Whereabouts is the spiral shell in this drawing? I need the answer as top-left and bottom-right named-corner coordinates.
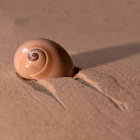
top-left (14, 39), bottom-right (74, 80)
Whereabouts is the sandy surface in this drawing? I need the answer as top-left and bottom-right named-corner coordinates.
top-left (0, 0), bottom-right (140, 139)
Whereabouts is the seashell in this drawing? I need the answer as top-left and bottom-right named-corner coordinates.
top-left (14, 39), bottom-right (74, 80)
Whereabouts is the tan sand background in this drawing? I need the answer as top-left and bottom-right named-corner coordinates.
top-left (0, 0), bottom-right (140, 139)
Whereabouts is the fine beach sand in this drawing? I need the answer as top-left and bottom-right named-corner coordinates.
top-left (0, 0), bottom-right (140, 140)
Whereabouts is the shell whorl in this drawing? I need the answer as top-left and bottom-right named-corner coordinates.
top-left (27, 49), bottom-right (39, 61)
top-left (27, 48), bottom-right (47, 62)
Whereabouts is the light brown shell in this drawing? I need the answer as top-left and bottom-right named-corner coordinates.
top-left (14, 39), bottom-right (74, 80)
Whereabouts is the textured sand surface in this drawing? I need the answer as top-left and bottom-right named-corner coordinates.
top-left (0, 0), bottom-right (140, 139)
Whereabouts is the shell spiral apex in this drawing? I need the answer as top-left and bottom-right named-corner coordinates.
top-left (14, 39), bottom-right (74, 80)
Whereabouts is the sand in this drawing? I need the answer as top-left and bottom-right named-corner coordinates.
top-left (0, 0), bottom-right (140, 139)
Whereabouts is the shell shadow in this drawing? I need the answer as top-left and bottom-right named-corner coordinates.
top-left (72, 43), bottom-right (140, 69)
top-left (15, 72), bottom-right (52, 97)
top-left (26, 81), bottom-right (53, 97)
top-left (16, 72), bottom-right (65, 108)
